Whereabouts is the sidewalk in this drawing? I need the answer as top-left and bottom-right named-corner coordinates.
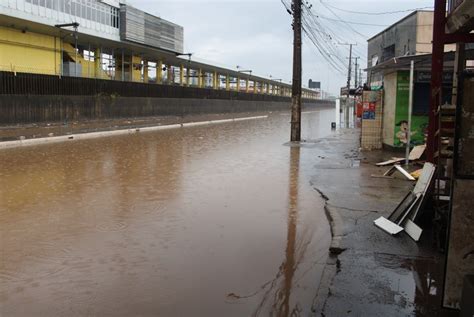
top-left (310, 128), bottom-right (457, 316)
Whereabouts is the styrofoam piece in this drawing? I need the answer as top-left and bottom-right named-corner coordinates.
top-left (374, 217), bottom-right (404, 235)
top-left (404, 219), bottom-right (423, 241)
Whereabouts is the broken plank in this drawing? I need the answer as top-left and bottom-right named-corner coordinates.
top-left (394, 164), bottom-right (416, 181)
top-left (371, 174), bottom-right (395, 179)
top-left (409, 144), bottom-right (426, 161)
top-left (376, 158), bottom-right (405, 166)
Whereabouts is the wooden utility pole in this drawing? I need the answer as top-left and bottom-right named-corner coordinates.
top-left (339, 43), bottom-right (355, 128)
top-left (354, 57), bottom-right (360, 88)
top-left (290, 0), bottom-right (302, 142)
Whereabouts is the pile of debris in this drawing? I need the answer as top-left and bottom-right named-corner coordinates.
top-left (372, 145), bottom-right (426, 181)
top-left (372, 145), bottom-right (436, 242)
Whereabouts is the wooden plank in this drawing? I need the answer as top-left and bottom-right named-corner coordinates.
top-left (409, 144), bottom-right (426, 160)
top-left (376, 158), bottom-right (405, 166)
top-left (370, 174), bottom-right (395, 179)
top-left (394, 165), bottom-right (416, 181)
top-left (383, 165), bottom-right (397, 176)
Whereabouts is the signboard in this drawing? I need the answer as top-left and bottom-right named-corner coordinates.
top-left (340, 87), bottom-right (349, 96)
top-left (308, 80), bottom-right (321, 89)
top-left (362, 101), bottom-right (376, 120)
top-left (416, 71), bottom-right (453, 84)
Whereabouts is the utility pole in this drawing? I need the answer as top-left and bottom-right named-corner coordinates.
top-left (290, 0), bottom-right (302, 142)
top-left (339, 43), bottom-right (356, 128)
top-left (354, 57), bottom-right (360, 88)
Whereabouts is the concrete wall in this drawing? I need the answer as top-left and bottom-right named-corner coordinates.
top-left (382, 72), bottom-right (397, 146)
top-left (416, 11), bottom-right (436, 55)
top-left (0, 26), bottom-right (61, 75)
top-left (367, 13), bottom-right (417, 68)
top-left (367, 11), bottom-right (456, 70)
top-left (416, 12), bottom-right (456, 54)
top-left (0, 95), bottom-right (334, 124)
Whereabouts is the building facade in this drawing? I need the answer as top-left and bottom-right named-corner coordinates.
top-left (365, 11), bottom-right (456, 149)
top-left (0, 0), bottom-right (183, 78)
top-left (0, 0), bottom-right (314, 98)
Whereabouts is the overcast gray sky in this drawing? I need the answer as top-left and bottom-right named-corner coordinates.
top-left (127, 0), bottom-right (434, 95)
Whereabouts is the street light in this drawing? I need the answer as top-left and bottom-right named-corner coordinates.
top-left (55, 23), bottom-right (79, 77)
top-left (269, 75), bottom-right (283, 83)
top-left (176, 53), bottom-right (193, 62)
top-left (236, 65), bottom-right (252, 76)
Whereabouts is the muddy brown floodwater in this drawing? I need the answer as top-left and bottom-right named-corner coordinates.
top-left (0, 109), bottom-right (335, 317)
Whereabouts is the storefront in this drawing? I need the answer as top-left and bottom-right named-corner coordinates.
top-left (366, 53), bottom-right (456, 149)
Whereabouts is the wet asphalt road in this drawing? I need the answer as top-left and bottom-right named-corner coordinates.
top-left (0, 108), bottom-right (335, 316)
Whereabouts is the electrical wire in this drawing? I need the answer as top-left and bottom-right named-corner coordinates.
top-left (302, 3), bottom-right (349, 73)
top-left (320, 1), bottom-right (433, 16)
top-left (303, 0), bottom-right (369, 63)
top-left (318, 0), bottom-right (370, 39)
top-left (282, 0), bottom-right (349, 75)
top-left (316, 14), bottom-right (434, 27)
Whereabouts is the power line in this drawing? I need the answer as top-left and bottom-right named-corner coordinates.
top-left (320, 1), bottom-right (433, 16)
top-left (282, 0), bottom-right (348, 75)
top-left (318, 0), bottom-right (370, 39)
top-left (316, 14), bottom-right (434, 27)
top-left (302, 5), bottom-right (349, 73)
top-left (304, 8), bottom-right (368, 60)
top-left (303, 1), bottom-right (367, 60)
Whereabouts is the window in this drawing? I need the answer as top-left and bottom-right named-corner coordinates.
top-left (371, 55), bottom-right (379, 67)
top-left (24, 0), bottom-right (120, 28)
top-left (65, 0), bottom-right (71, 14)
top-left (382, 44), bottom-right (395, 62)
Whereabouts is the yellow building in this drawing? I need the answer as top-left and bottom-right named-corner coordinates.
top-left (0, 0), bottom-right (315, 99)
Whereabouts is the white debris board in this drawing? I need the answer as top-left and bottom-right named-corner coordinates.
top-left (374, 217), bottom-right (404, 235)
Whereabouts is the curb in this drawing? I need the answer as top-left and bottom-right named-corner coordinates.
top-left (0, 115), bottom-right (268, 150)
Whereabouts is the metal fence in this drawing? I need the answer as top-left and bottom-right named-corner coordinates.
top-left (0, 71), bottom-right (300, 102)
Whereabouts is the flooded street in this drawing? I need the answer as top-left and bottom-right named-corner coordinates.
top-left (0, 108), bottom-right (335, 316)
